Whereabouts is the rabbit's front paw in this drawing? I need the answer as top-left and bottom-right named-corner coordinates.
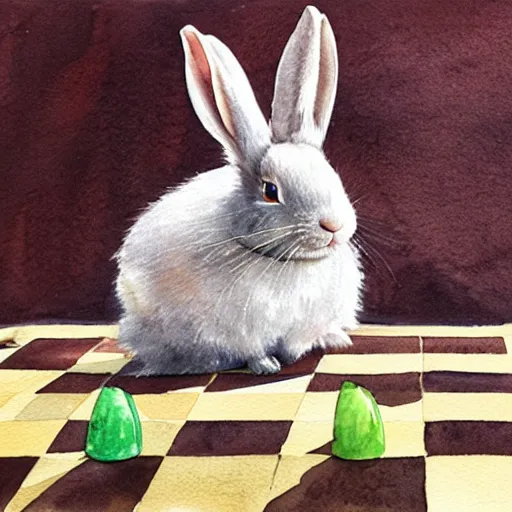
top-left (278, 351), bottom-right (302, 366)
top-left (317, 327), bottom-right (352, 348)
top-left (276, 346), bottom-right (306, 366)
top-left (248, 355), bottom-right (282, 375)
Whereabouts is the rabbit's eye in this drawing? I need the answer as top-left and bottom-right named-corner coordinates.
top-left (262, 181), bottom-right (279, 203)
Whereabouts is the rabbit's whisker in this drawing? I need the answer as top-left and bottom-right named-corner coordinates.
top-left (197, 224), bottom-right (309, 251)
top-left (225, 230), bottom-right (297, 272)
top-left (351, 193), bottom-right (369, 206)
top-left (176, 223), bottom-right (306, 264)
top-left (132, 209), bottom-right (254, 267)
top-left (141, 221), bottom-right (304, 269)
top-left (356, 215), bottom-right (395, 230)
top-left (350, 238), bottom-right (379, 276)
top-left (220, 237), bottom-right (289, 307)
top-left (199, 226), bottom-right (296, 265)
top-left (202, 244), bottom-right (237, 264)
top-left (356, 225), bottom-right (399, 245)
top-left (353, 233), bottom-right (397, 283)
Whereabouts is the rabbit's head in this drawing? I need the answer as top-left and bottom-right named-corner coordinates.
top-left (181, 6), bottom-right (356, 261)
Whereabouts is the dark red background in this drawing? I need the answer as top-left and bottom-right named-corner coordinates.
top-left (2, 0), bottom-right (512, 325)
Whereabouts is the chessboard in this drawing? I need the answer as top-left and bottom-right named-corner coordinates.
top-left (1, 323), bottom-right (512, 511)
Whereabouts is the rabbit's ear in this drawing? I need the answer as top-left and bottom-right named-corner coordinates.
top-left (270, 6), bottom-right (338, 148)
top-left (180, 26), bottom-right (271, 166)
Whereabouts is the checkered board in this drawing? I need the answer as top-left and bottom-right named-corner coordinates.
top-left (1, 323), bottom-right (512, 511)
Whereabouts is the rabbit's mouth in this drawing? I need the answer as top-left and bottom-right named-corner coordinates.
top-left (292, 245), bottom-right (338, 261)
top-left (247, 241), bottom-right (337, 262)
top-left (236, 232), bottom-right (341, 262)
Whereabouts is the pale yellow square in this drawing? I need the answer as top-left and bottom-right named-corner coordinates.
top-left (137, 455), bottom-right (278, 512)
top-left (383, 421), bottom-right (425, 457)
top-left (295, 392), bottom-right (338, 422)
top-left (0, 370), bottom-right (64, 395)
top-left (353, 324), bottom-right (512, 337)
top-left (0, 324), bottom-right (118, 344)
top-left (427, 456), bottom-right (512, 511)
top-left (188, 393), bottom-right (303, 421)
top-left (69, 351), bottom-right (129, 374)
top-left (0, 420), bottom-right (66, 456)
top-left (135, 393), bottom-right (200, 420)
top-left (0, 393), bottom-right (15, 409)
top-left (269, 454), bottom-right (329, 501)
top-left (72, 388), bottom-right (156, 422)
top-left (74, 351), bottom-right (127, 365)
top-left (423, 393), bottom-right (512, 421)
top-left (16, 394), bottom-right (88, 420)
top-left (280, 421), bottom-right (333, 456)
top-left (220, 375), bottom-right (312, 394)
top-left (0, 393), bottom-right (43, 421)
top-left (379, 401), bottom-right (423, 422)
top-left (68, 389), bottom-right (101, 420)
top-left (316, 353), bottom-right (422, 374)
top-left (140, 421), bottom-right (185, 456)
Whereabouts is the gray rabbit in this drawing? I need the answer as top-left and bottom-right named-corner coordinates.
top-left (115, 6), bottom-right (363, 375)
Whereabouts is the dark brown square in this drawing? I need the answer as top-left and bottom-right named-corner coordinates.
top-left (423, 371), bottom-right (512, 393)
top-left (0, 457), bottom-right (38, 511)
top-left (23, 457), bottom-right (163, 512)
top-left (168, 421), bottom-right (293, 456)
top-left (307, 373), bottom-right (422, 406)
top-left (423, 337), bottom-right (507, 353)
top-left (265, 457), bottom-right (427, 511)
top-left (333, 336), bottom-right (421, 354)
top-left (37, 373), bottom-right (111, 393)
top-left (425, 421), bottom-right (512, 455)
top-left (279, 350), bottom-right (324, 374)
top-left (47, 421), bottom-right (89, 453)
top-left (0, 338), bottom-right (101, 370)
top-left (107, 374), bottom-right (212, 394)
top-left (206, 372), bottom-right (305, 392)
top-left (309, 440), bottom-right (333, 455)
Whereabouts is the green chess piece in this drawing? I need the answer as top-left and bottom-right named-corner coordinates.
top-left (86, 386), bottom-right (142, 462)
top-left (332, 381), bottom-right (385, 460)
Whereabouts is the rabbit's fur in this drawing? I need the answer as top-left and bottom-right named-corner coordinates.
top-left (116, 6), bottom-right (363, 375)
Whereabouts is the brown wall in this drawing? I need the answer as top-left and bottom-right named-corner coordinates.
top-left (2, 0), bottom-right (512, 325)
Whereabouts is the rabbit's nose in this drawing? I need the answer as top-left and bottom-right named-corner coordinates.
top-left (319, 219), bottom-right (342, 233)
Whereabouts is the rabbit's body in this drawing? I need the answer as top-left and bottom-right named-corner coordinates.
top-left (116, 7), bottom-right (364, 375)
top-left (117, 168), bottom-right (362, 374)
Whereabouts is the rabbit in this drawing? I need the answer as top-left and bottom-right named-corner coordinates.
top-left (115, 5), bottom-right (363, 376)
